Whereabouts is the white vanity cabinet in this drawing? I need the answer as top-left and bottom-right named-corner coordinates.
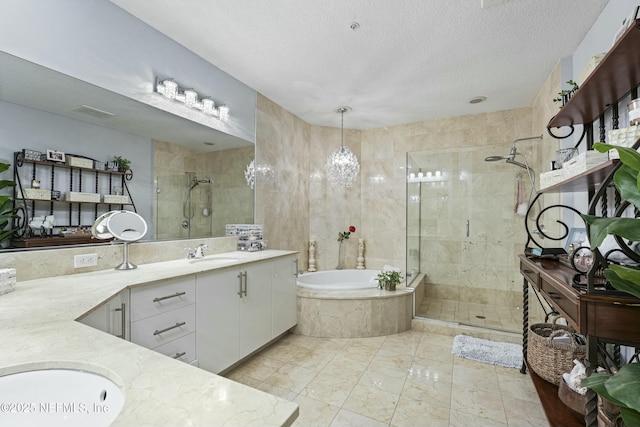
top-left (129, 275), bottom-right (197, 365)
top-left (196, 259), bottom-right (273, 373)
top-left (272, 255), bottom-right (298, 336)
top-left (78, 290), bottom-right (130, 340)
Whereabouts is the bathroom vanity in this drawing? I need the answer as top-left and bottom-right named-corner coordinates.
top-left (0, 249), bottom-right (299, 427)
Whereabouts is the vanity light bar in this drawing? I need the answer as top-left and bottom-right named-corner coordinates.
top-left (154, 77), bottom-right (229, 121)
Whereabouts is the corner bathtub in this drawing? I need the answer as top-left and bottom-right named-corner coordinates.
top-left (296, 269), bottom-right (379, 290)
top-left (295, 269), bottom-right (413, 338)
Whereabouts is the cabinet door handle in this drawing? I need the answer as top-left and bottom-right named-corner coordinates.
top-left (172, 352), bottom-right (187, 359)
top-left (153, 292), bottom-right (186, 303)
top-left (238, 272), bottom-right (243, 298)
top-left (153, 322), bottom-right (186, 335)
top-left (114, 302), bottom-right (126, 340)
top-left (294, 259), bottom-right (299, 277)
top-left (242, 271), bottom-right (248, 297)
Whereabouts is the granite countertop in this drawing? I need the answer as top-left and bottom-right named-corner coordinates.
top-left (0, 249), bottom-right (299, 427)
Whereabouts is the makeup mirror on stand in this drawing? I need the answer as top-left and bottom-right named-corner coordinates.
top-left (91, 210), bottom-right (148, 270)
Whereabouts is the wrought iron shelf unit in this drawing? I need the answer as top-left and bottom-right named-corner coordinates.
top-left (522, 17), bottom-right (640, 427)
top-left (12, 151), bottom-right (136, 247)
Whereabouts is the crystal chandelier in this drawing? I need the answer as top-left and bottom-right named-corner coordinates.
top-left (326, 107), bottom-right (360, 187)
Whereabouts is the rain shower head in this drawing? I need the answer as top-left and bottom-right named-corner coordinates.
top-left (484, 155), bottom-right (508, 162)
top-left (484, 135), bottom-right (542, 167)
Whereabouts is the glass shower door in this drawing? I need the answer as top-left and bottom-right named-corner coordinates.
top-left (408, 146), bottom-right (527, 333)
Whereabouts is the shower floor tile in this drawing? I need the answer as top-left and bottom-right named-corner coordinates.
top-left (416, 298), bottom-right (521, 333)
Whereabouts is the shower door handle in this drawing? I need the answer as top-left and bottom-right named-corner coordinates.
top-left (466, 220), bottom-right (470, 238)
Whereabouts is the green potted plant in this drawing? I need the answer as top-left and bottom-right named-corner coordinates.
top-left (0, 162), bottom-right (18, 244)
top-left (113, 156), bottom-right (131, 172)
top-left (553, 79), bottom-right (580, 107)
top-left (377, 266), bottom-right (403, 291)
top-left (580, 142), bottom-right (640, 426)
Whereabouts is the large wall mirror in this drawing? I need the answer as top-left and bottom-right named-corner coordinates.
top-left (0, 51), bottom-right (255, 250)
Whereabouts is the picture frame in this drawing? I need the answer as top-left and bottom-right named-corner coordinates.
top-left (46, 149), bottom-right (66, 162)
top-left (565, 227), bottom-right (588, 252)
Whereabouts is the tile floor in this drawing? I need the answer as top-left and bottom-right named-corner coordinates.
top-left (225, 330), bottom-right (549, 427)
top-left (416, 298), bottom-right (522, 333)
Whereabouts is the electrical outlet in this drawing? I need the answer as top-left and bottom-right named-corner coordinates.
top-left (74, 253), bottom-right (98, 268)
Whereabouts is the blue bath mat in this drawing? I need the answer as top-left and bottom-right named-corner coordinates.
top-left (452, 335), bottom-right (522, 369)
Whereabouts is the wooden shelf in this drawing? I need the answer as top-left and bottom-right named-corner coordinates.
top-left (21, 157), bottom-right (126, 175)
top-left (526, 360), bottom-right (584, 427)
top-left (11, 235), bottom-right (111, 248)
top-left (548, 19), bottom-right (640, 129)
top-left (538, 160), bottom-right (618, 194)
top-left (22, 198), bottom-right (131, 206)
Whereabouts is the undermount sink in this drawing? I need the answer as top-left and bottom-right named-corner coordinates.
top-left (0, 367), bottom-right (124, 427)
top-left (189, 256), bottom-right (242, 264)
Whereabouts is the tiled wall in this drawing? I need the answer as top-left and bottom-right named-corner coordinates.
top-left (154, 141), bottom-right (253, 240)
top-left (256, 80), bottom-right (559, 314)
top-left (255, 95), bottom-right (311, 259)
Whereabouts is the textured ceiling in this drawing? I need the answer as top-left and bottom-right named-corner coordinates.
top-left (114, 0), bottom-right (609, 130)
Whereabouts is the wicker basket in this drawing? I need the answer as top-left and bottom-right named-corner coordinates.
top-left (528, 322), bottom-right (586, 385)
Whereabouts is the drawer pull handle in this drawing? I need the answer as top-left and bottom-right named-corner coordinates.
top-left (153, 292), bottom-right (186, 303)
top-left (172, 352), bottom-right (187, 359)
top-left (154, 322), bottom-right (186, 335)
top-left (613, 302), bottom-right (640, 307)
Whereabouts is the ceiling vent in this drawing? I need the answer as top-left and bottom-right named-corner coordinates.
top-left (71, 105), bottom-right (116, 119)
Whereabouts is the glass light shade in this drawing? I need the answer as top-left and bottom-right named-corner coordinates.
top-left (202, 98), bottom-right (215, 115)
top-left (218, 105), bottom-right (230, 121)
top-left (162, 80), bottom-right (178, 99)
top-left (326, 146), bottom-right (360, 187)
top-left (184, 89), bottom-right (198, 108)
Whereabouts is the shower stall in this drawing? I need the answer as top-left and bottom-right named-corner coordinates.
top-left (155, 172), bottom-right (213, 240)
top-left (407, 140), bottom-right (539, 333)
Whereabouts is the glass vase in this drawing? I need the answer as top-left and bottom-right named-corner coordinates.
top-left (336, 240), bottom-right (345, 270)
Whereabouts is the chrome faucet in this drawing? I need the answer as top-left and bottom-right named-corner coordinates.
top-left (186, 244), bottom-right (208, 259)
top-left (195, 243), bottom-right (208, 258)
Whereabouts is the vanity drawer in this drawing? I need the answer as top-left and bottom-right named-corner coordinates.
top-left (520, 258), bottom-right (540, 290)
top-left (153, 332), bottom-right (196, 364)
top-left (540, 278), bottom-right (579, 329)
top-left (130, 305), bottom-right (195, 349)
top-left (130, 276), bottom-right (196, 322)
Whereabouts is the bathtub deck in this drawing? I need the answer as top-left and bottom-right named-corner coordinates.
top-left (296, 286), bottom-right (414, 338)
